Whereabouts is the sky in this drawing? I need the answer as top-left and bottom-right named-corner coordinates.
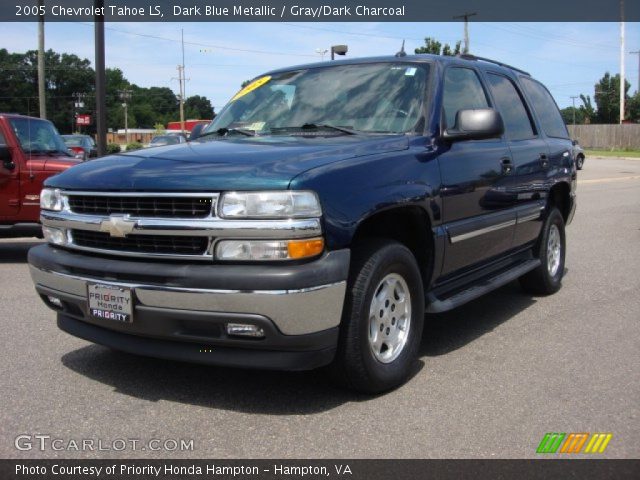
top-left (1, 21), bottom-right (639, 112)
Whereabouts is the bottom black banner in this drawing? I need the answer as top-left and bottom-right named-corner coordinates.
top-left (1, 459), bottom-right (639, 480)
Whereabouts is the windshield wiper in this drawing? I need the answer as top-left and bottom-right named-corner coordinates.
top-left (272, 123), bottom-right (359, 136)
top-left (198, 127), bottom-right (256, 138)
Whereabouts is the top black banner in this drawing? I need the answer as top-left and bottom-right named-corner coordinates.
top-left (4, 0), bottom-right (640, 22)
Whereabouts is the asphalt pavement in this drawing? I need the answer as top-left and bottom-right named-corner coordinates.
top-left (1, 156), bottom-right (638, 459)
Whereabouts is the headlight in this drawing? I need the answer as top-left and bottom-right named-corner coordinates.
top-left (40, 188), bottom-right (64, 211)
top-left (219, 191), bottom-right (321, 219)
top-left (216, 238), bottom-right (324, 261)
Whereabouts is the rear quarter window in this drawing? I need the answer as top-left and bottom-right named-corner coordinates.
top-left (521, 77), bottom-right (569, 139)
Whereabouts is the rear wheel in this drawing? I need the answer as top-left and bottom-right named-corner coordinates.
top-left (519, 207), bottom-right (566, 295)
top-left (332, 239), bottom-right (425, 393)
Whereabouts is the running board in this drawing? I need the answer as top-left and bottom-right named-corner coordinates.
top-left (426, 259), bottom-right (541, 313)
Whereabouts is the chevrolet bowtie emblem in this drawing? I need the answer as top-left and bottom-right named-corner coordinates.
top-left (99, 215), bottom-right (137, 238)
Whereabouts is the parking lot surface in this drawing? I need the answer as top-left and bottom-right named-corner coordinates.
top-left (1, 157), bottom-right (638, 459)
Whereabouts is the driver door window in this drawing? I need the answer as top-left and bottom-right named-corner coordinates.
top-left (442, 67), bottom-right (490, 128)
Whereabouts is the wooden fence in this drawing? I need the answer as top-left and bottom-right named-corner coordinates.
top-left (567, 124), bottom-right (640, 150)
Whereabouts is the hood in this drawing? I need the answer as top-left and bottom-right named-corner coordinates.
top-left (45, 135), bottom-right (409, 191)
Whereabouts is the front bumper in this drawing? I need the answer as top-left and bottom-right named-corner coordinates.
top-left (28, 245), bottom-right (350, 370)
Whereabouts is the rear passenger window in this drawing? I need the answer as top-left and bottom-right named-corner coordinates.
top-left (442, 68), bottom-right (490, 129)
top-left (486, 73), bottom-right (535, 141)
top-left (521, 77), bottom-right (569, 139)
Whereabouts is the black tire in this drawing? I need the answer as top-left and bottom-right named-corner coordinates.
top-left (576, 155), bottom-right (584, 170)
top-left (331, 239), bottom-right (425, 394)
top-left (519, 207), bottom-right (566, 295)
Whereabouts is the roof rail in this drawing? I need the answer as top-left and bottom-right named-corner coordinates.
top-left (458, 54), bottom-right (531, 76)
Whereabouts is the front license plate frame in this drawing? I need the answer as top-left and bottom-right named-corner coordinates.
top-left (87, 283), bottom-right (134, 323)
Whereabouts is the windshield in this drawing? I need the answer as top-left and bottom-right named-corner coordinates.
top-left (151, 136), bottom-right (179, 145)
top-left (206, 62), bottom-right (430, 136)
top-left (10, 117), bottom-right (69, 154)
top-left (63, 136), bottom-right (84, 147)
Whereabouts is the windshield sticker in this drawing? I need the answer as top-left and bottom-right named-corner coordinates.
top-left (405, 67), bottom-right (417, 76)
top-left (231, 76), bottom-right (271, 102)
top-left (244, 121), bottom-right (266, 131)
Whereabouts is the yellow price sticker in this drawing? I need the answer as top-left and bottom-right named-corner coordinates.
top-left (231, 76), bottom-right (271, 101)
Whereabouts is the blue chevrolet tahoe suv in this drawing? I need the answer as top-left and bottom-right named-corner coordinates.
top-left (28, 54), bottom-right (576, 393)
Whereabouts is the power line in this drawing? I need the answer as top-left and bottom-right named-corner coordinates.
top-left (77, 22), bottom-right (318, 58)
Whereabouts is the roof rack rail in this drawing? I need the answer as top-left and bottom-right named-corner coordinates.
top-left (458, 54), bottom-right (531, 76)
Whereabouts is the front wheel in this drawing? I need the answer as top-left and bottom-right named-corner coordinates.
top-left (519, 207), bottom-right (566, 295)
top-left (576, 155), bottom-right (584, 170)
top-left (332, 239), bottom-right (425, 393)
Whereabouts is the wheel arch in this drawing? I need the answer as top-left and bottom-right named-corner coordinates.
top-left (351, 205), bottom-right (435, 287)
top-left (548, 181), bottom-right (572, 223)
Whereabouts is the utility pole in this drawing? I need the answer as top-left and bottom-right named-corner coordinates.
top-left (176, 65), bottom-right (185, 134)
top-left (178, 28), bottom-right (186, 133)
top-left (94, 0), bottom-right (107, 156)
top-left (620, 0), bottom-right (625, 124)
top-left (453, 12), bottom-right (477, 54)
top-left (630, 50), bottom-right (640, 93)
top-left (37, 0), bottom-right (46, 119)
top-left (118, 90), bottom-right (132, 143)
top-left (570, 95), bottom-right (580, 126)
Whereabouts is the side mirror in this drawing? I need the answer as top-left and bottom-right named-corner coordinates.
top-left (189, 123), bottom-right (208, 140)
top-left (443, 108), bottom-right (504, 142)
top-left (571, 139), bottom-right (578, 146)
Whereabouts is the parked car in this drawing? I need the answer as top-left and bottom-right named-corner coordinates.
top-left (145, 134), bottom-right (187, 148)
top-left (0, 114), bottom-right (80, 238)
top-left (572, 140), bottom-right (585, 169)
top-left (28, 54), bottom-right (576, 392)
top-left (62, 134), bottom-right (98, 161)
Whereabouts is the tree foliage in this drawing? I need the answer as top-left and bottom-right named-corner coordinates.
top-left (185, 95), bottom-right (214, 119)
top-left (414, 37), bottom-right (461, 56)
top-left (593, 72), bottom-right (631, 124)
top-left (0, 48), bottom-right (214, 134)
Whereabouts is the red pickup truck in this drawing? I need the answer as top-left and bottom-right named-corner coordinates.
top-left (0, 113), bottom-right (80, 238)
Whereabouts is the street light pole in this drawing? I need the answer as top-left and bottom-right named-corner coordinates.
top-left (118, 90), bottom-right (132, 143)
top-left (37, 0), bottom-right (46, 119)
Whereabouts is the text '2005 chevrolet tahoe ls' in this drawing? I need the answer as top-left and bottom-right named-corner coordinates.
top-left (28, 54), bottom-right (576, 393)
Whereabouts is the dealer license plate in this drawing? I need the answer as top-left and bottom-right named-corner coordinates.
top-left (87, 283), bottom-right (133, 323)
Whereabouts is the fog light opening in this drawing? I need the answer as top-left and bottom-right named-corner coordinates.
top-left (226, 323), bottom-right (265, 338)
top-left (46, 295), bottom-right (63, 309)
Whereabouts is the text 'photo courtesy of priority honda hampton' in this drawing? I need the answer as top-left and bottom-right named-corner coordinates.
top-left (28, 54), bottom-right (576, 393)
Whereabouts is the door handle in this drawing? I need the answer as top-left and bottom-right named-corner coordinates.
top-left (539, 154), bottom-right (549, 169)
top-left (500, 157), bottom-right (513, 175)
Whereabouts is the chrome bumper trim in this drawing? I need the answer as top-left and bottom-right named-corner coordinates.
top-left (30, 266), bottom-right (346, 335)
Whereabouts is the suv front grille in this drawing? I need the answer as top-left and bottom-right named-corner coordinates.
top-left (71, 230), bottom-right (210, 256)
top-left (67, 195), bottom-right (213, 218)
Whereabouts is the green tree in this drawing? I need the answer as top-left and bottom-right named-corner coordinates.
top-left (579, 94), bottom-right (596, 123)
top-left (627, 91), bottom-right (640, 122)
top-left (184, 95), bottom-right (214, 119)
top-left (594, 72), bottom-right (631, 124)
top-left (560, 107), bottom-right (586, 125)
top-left (415, 37), bottom-right (461, 56)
